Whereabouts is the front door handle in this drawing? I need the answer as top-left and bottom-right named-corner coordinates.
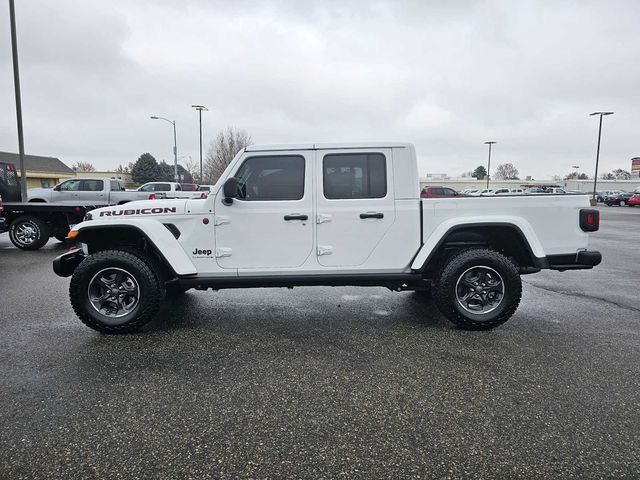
top-left (284, 214), bottom-right (308, 221)
top-left (360, 212), bottom-right (384, 219)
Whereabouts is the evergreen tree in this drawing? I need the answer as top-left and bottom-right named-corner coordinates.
top-left (131, 153), bottom-right (159, 184)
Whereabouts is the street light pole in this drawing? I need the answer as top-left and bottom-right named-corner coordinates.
top-left (150, 116), bottom-right (178, 182)
top-left (589, 111), bottom-right (614, 202)
top-left (191, 105), bottom-right (208, 183)
top-left (484, 141), bottom-right (496, 189)
top-left (9, 0), bottom-right (27, 201)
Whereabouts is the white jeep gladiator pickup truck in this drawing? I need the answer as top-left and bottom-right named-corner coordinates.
top-left (53, 142), bottom-right (601, 334)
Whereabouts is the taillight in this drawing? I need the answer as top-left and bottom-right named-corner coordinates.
top-left (0, 193), bottom-right (3, 215)
top-left (580, 209), bottom-right (599, 232)
top-left (149, 193), bottom-right (156, 200)
top-left (200, 192), bottom-right (206, 198)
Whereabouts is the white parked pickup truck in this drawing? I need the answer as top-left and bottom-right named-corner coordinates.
top-left (53, 142), bottom-right (601, 334)
top-left (136, 182), bottom-right (206, 199)
top-left (28, 178), bottom-right (158, 204)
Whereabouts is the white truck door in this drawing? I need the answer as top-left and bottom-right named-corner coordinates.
top-left (315, 149), bottom-right (395, 267)
top-left (215, 152), bottom-right (314, 269)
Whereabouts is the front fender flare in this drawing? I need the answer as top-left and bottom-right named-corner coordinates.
top-left (73, 219), bottom-right (197, 276)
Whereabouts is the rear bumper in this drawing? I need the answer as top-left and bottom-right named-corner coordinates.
top-left (53, 248), bottom-right (86, 277)
top-left (540, 250), bottom-right (602, 271)
top-left (0, 217), bottom-right (6, 233)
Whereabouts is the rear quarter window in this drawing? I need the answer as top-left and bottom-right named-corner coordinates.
top-left (323, 153), bottom-right (386, 199)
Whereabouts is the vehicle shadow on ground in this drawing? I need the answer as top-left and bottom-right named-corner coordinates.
top-left (144, 290), bottom-right (451, 334)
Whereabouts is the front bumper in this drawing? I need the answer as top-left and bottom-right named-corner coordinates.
top-left (544, 250), bottom-right (602, 271)
top-left (53, 248), bottom-right (86, 277)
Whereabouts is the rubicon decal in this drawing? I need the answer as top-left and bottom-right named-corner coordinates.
top-left (99, 207), bottom-right (177, 217)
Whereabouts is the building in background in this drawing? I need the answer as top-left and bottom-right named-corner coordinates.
top-left (631, 157), bottom-right (640, 178)
top-left (0, 151), bottom-right (74, 188)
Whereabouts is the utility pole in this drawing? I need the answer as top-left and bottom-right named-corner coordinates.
top-left (484, 141), bottom-right (496, 189)
top-left (191, 105), bottom-right (208, 183)
top-left (9, 0), bottom-right (27, 201)
top-left (589, 112), bottom-right (614, 203)
top-left (150, 116), bottom-right (178, 182)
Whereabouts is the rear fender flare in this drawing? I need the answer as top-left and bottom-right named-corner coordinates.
top-left (410, 218), bottom-right (544, 271)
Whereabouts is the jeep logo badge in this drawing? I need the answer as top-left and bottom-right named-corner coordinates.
top-left (192, 248), bottom-right (213, 257)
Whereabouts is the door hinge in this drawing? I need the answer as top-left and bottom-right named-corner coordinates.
top-left (215, 248), bottom-right (232, 258)
top-left (214, 216), bottom-right (231, 226)
top-left (316, 214), bottom-right (332, 224)
top-left (317, 245), bottom-right (333, 256)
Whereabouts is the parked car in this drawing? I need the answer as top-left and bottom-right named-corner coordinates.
top-left (477, 189), bottom-right (495, 196)
top-left (197, 184), bottom-right (216, 192)
top-left (628, 194), bottom-right (640, 207)
top-left (604, 192), bottom-right (633, 206)
top-left (180, 183), bottom-right (199, 191)
top-left (27, 178), bottom-right (158, 204)
top-left (420, 186), bottom-right (462, 198)
top-left (597, 190), bottom-right (624, 202)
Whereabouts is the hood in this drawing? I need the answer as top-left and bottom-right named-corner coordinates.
top-left (27, 187), bottom-right (53, 199)
top-left (87, 199), bottom-right (187, 220)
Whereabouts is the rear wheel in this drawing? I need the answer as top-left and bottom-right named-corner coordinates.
top-left (620, 200), bottom-right (626, 206)
top-left (9, 215), bottom-right (50, 250)
top-left (69, 249), bottom-right (165, 334)
top-left (434, 249), bottom-right (522, 330)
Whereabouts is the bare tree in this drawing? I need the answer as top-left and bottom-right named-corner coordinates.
top-left (612, 168), bottom-right (631, 180)
top-left (204, 127), bottom-right (252, 183)
top-left (182, 156), bottom-right (200, 183)
top-left (494, 163), bottom-right (519, 180)
top-left (115, 162), bottom-right (134, 174)
top-left (72, 161), bottom-right (96, 172)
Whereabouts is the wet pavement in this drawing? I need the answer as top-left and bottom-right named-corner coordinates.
top-left (0, 206), bottom-right (639, 479)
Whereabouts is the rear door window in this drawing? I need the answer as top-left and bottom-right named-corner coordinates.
top-left (323, 153), bottom-right (386, 199)
top-left (81, 180), bottom-right (104, 191)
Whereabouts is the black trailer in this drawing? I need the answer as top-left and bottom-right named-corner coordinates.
top-left (0, 202), bottom-right (102, 250)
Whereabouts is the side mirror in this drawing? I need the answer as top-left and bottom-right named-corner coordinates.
top-left (222, 177), bottom-right (240, 205)
top-left (53, 185), bottom-right (61, 191)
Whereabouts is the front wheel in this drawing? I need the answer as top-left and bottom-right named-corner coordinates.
top-left (69, 249), bottom-right (165, 334)
top-left (434, 249), bottom-right (522, 330)
top-left (620, 200), bottom-right (626, 207)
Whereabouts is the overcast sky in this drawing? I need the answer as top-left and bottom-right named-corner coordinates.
top-left (1, 0), bottom-right (638, 179)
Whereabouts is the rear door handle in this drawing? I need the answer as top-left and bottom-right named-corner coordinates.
top-left (284, 214), bottom-right (308, 221)
top-left (360, 212), bottom-right (384, 219)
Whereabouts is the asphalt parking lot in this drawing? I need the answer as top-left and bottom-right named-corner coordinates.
top-left (0, 206), bottom-right (638, 479)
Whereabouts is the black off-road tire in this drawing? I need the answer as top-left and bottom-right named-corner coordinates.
top-left (434, 248), bottom-right (522, 330)
top-left (69, 249), bottom-right (165, 334)
top-left (9, 215), bottom-right (50, 250)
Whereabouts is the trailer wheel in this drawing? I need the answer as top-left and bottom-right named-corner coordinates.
top-left (70, 249), bottom-right (165, 334)
top-left (434, 249), bottom-right (522, 330)
top-left (9, 215), bottom-right (50, 250)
